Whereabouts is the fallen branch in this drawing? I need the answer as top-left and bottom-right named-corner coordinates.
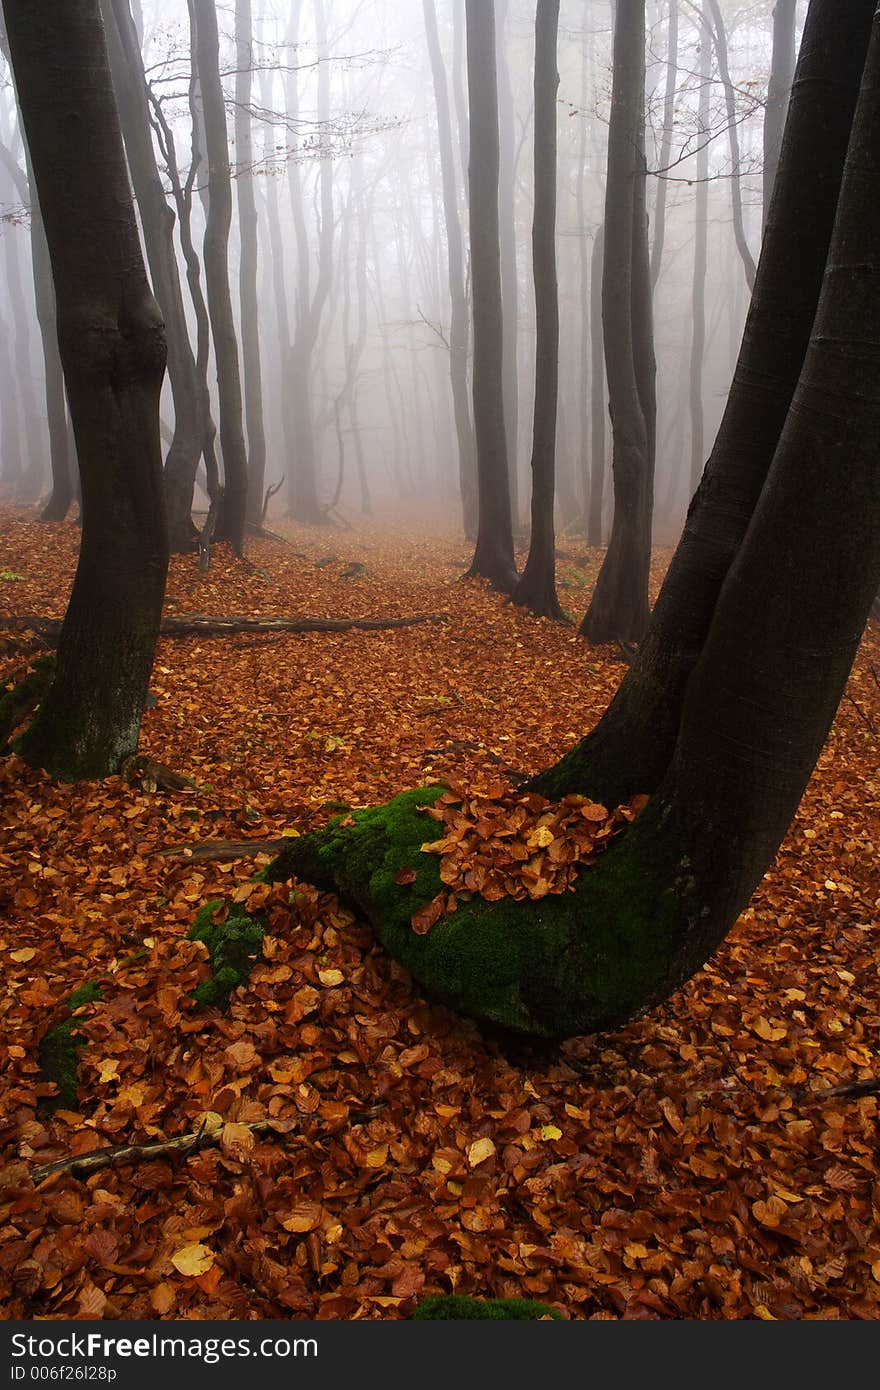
top-left (161, 836), bottom-right (291, 862)
top-left (1, 611), bottom-right (449, 643)
top-left (30, 1118), bottom-right (290, 1185)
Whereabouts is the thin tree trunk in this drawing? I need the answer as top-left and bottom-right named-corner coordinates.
top-left (513, 0), bottom-right (563, 620)
top-left (103, 0), bottom-right (202, 554)
top-left (581, 0), bottom-right (653, 644)
top-left (235, 0), bottom-right (267, 528)
top-left (0, 171), bottom-right (41, 498)
top-left (496, 0), bottom-right (520, 533)
top-left (587, 224), bottom-right (606, 545)
top-left (705, 0), bottom-right (756, 289)
top-left (650, 0), bottom-right (678, 286)
top-left (463, 0), bottom-right (517, 593)
top-left (5, 0), bottom-right (168, 780)
top-left (423, 0), bottom-right (477, 538)
top-left (763, 0), bottom-right (797, 230)
top-left (191, 0), bottom-right (248, 553)
top-left (689, 10), bottom-right (710, 495)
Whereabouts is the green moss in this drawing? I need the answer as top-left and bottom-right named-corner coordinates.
top-left (0, 655), bottom-right (56, 747)
top-left (412, 1295), bottom-right (562, 1321)
top-left (38, 982), bottom-right (103, 1110)
top-left (261, 784), bottom-right (695, 1041)
top-left (188, 899), bottom-right (266, 1008)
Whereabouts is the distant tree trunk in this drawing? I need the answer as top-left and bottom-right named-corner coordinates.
top-left (0, 95), bottom-right (73, 521)
top-left (0, 303), bottom-right (21, 488)
top-left (463, 0), bottom-right (517, 593)
top-left (102, 0), bottom-right (202, 554)
top-left (689, 13), bottom-right (710, 495)
top-left (513, 0), bottom-right (563, 620)
top-left (587, 224), bottom-right (606, 545)
top-left (235, 0), bottom-right (267, 528)
top-left (423, 0), bottom-right (477, 538)
top-left (191, 0), bottom-right (248, 553)
top-left (258, 68), bottom-right (295, 498)
top-left (496, 0), bottom-right (520, 533)
top-left (532, 0), bottom-right (875, 804)
top-left (763, 0), bottom-right (797, 230)
top-left (451, 0), bottom-right (469, 201)
top-left (0, 169), bottom-right (41, 498)
top-left (581, 0), bottom-right (653, 644)
top-left (650, 0), bottom-right (678, 286)
top-left (5, 0), bottom-right (168, 780)
top-left (706, 0), bottom-right (756, 290)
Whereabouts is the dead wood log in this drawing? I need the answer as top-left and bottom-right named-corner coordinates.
top-left (29, 1117), bottom-right (292, 1184)
top-left (161, 836), bottom-right (291, 861)
top-left (0, 611), bottom-right (449, 644)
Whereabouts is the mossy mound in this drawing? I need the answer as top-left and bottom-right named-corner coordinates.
top-left (263, 787), bottom-right (687, 1040)
top-left (38, 982), bottom-right (104, 1110)
top-left (188, 899), bottom-right (267, 1009)
top-left (412, 1295), bottom-right (562, 1320)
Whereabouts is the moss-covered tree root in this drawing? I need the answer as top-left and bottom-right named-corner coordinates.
top-left (412, 1294), bottom-right (562, 1320)
top-left (188, 900), bottom-right (266, 1008)
top-left (38, 982), bottom-right (104, 1110)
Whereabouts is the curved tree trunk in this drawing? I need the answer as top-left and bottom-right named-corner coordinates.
top-left (531, 0), bottom-right (876, 805)
top-left (102, 0), bottom-right (202, 554)
top-left (463, 0), bottom-right (517, 594)
top-left (263, 2), bottom-right (880, 1040)
top-left (581, 0), bottom-right (653, 645)
top-left (513, 0), bottom-right (563, 621)
top-left (191, 0), bottom-right (248, 553)
top-left (6, 0), bottom-right (168, 780)
top-left (422, 0), bottom-right (477, 540)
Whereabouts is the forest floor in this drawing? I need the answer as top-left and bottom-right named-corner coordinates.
top-left (0, 506), bottom-right (878, 1321)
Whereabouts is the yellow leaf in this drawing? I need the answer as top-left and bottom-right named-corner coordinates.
top-left (467, 1137), bottom-right (496, 1168)
top-left (531, 826), bottom-right (555, 848)
top-left (170, 1243), bottom-right (214, 1277)
top-left (194, 1111), bottom-right (224, 1136)
top-left (753, 1305), bottom-right (776, 1320)
top-left (366, 1144), bottom-right (388, 1168)
top-left (280, 1203), bottom-right (322, 1233)
top-left (318, 968), bottom-right (344, 987)
top-left (539, 1124), bottom-right (562, 1142)
top-left (96, 1059), bottom-right (119, 1085)
top-left (9, 948), bottom-right (36, 963)
top-left (447, 1181), bottom-right (463, 1196)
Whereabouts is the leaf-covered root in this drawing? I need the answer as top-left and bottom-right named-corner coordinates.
top-left (412, 1295), bottom-right (562, 1320)
top-left (37, 982), bottom-right (104, 1111)
top-left (0, 654), bottom-right (56, 748)
top-left (263, 788), bottom-right (699, 1041)
top-left (187, 900), bottom-right (267, 1009)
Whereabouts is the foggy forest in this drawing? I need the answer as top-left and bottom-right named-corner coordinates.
top-left (0, 0), bottom-right (879, 1328)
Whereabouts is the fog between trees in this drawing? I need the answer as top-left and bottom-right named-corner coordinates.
top-left (0, 0), bottom-right (800, 547)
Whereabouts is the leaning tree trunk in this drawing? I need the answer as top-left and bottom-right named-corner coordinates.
top-left (191, 0), bottom-right (248, 554)
top-left (257, 0), bottom-right (880, 1041)
top-left (463, 0), bottom-right (517, 594)
top-left (103, 0), bottom-right (202, 555)
top-left (235, 0), bottom-right (267, 529)
top-left (581, 0), bottom-right (653, 645)
top-left (513, 0), bottom-right (563, 621)
top-left (763, 0), bottom-right (797, 231)
top-left (531, 0), bottom-right (876, 805)
top-left (5, 0), bottom-right (168, 781)
top-left (422, 0), bottom-right (477, 540)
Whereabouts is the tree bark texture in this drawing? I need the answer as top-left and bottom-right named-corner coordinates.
top-left (496, 0), bottom-right (520, 532)
top-left (581, 0), bottom-right (654, 645)
top-left (689, 12), bottom-right (710, 495)
top-left (513, 0), bottom-right (563, 620)
top-left (4, 0), bottom-right (169, 780)
top-left (463, 0), bottom-right (517, 593)
top-left (763, 0), bottom-right (797, 230)
top-left (235, 0), bottom-right (267, 528)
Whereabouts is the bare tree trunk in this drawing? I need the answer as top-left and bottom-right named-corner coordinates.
top-left (650, 0), bottom-right (678, 286)
top-left (763, 0), bottom-right (797, 230)
top-left (496, 0), bottom-right (520, 532)
top-left (190, 0), bottom-right (248, 553)
top-left (423, 0), bottom-right (477, 538)
top-left (689, 10), bottom-right (710, 495)
top-left (235, 0), bottom-right (267, 528)
top-left (705, 0), bottom-right (756, 289)
top-left (0, 164), bottom-right (41, 498)
top-left (581, 0), bottom-right (653, 644)
top-left (513, 0), bottom-right (563, 619)
top-left (5, 0), bottom-right (168, 780)
top-left (587, 223), bottom-right (606, 545)
top-left (463, 0), bottom-right (517, 593)
top-left (103, 0), bottom-right (202, 554)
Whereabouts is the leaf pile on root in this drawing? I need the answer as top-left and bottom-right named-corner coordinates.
top-left (410, 779), bottom-right (649, 933)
